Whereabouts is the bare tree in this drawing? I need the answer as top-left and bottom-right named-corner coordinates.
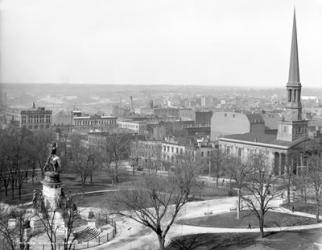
top-left (32, 130), bottom-right (54, 175)
top-left (227, 156), bottom-right (249, 214)
top-left (69, 133), bottom-right (93, 185)
top-left (112, 155), bottom-right (198, 250)
top-left (209, 148), bottom-right (226, 186)
top-left (62, 196), bottom-right (81, 250)
top-left (105, 133), bottom-right (130, 184)
top-left (307, 153), bottom-right (322, 222)
top-left (241, 153), bottom-right (279, 238)
top-left (0, 206), bottom-right (31, 250)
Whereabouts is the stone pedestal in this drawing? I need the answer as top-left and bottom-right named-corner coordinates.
top-left (41, 172), bottom-right (62, 210)
top-left (40, 172), bottom-right (66, 233)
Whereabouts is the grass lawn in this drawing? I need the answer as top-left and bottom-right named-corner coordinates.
top-left (282, 201), bottom-right (321, 216)
top-left (166, 233), bottom-right (258, 250)
top-left (177, 210), bottom-right (316, 228)
top-left (166, 229), bottom-right (322, 250)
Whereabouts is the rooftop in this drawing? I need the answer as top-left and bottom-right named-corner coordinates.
top-left (220, 132), bottom-right (294, 148)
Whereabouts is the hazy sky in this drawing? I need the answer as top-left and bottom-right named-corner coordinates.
top-left (1, 0), bottom-right (322, 87)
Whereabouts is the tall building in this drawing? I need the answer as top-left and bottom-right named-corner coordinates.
top-left (218, 10), bottom-right (309, 175)
top-left (20, 103), bottom-right (52, 130)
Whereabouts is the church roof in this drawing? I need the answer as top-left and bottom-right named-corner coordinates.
top-left (220, 132), bottom-right (308, 149)
top-left (287, 9), bottom-right (301, 86)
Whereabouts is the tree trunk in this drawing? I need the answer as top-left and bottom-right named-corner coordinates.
top-left (316, 199), bottom-right (320, 223)
top-left (4, 182), bottom-right (8, 197)
top-left (157, 234), bottom-right (165, 250)
top-left (18, 185), bottom-right (22, 200)
top-left (259, 218), bottom-right (264, 238)
top-left (11, 178), bottom-right (15, 200)
top-left (287, 178), bottom-right (290, 204)
top-left (114, 161), bottom-right (119, 183)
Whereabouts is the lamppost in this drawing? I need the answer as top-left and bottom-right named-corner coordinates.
top-left (233, 187), bottom-right (241, 220)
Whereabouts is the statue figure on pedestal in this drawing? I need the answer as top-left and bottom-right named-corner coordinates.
top-left (43, 142), bottom-right (61, 173)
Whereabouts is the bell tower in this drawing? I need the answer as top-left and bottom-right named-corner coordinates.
top-left (277, 9), bottom-right (308, 142)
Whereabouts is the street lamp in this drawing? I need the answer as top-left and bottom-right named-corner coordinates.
top-left (233, 187), bottom-right (241, 220)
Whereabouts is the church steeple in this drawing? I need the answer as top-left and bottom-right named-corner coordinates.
top-left (287, 10), bottom-right (300, 86)
top-left (277, 9), bottom-right (308, 142)
top-left (285, 9), bottom-right (302, 121)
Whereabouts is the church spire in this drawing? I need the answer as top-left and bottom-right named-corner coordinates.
top-left (287, 9), bottom-right (300, 86)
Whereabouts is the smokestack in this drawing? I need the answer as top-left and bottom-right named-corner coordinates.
top-left (130, 96), bottom-right (134, 113)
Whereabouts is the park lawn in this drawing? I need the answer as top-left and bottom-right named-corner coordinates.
top-left (282, 201), bottom-right (322, 216)
top-left (177, 210), bottom-right (316, 228)
top-left (166, 229), bottom-right (322, 250)
top-left (166, 233), bottom-right (258, 250)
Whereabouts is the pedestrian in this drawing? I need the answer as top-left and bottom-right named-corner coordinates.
top-left (292, 206), bottom-right (295, 213)
top-left (248, 223), bottom-right (251, 229)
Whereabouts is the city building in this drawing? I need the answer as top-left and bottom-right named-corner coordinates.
top-left (130, 140), bottom-right (162, 170)
top-left (218, 11), bottom-right (310, 176)
top-left (117, 120), bottom-right (148, 134)
top-left (178, 108), bottom-right (195, 121)
top-left (161, 138), bottom-right (190, 164)
top-left (20, 103), bottom-right (52, 130)
top-left (72, 111), bottom-right (117, 131)
top-left (154, 107), bottom-right (180, 118)
top-left (195, 111), bottom-right (213, 125)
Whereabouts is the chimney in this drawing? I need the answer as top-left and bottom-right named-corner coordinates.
top-left (130, 96), bottom-right (134, 113)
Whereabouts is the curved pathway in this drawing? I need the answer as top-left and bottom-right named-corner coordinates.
top-left (90, 196), bottom-right (322, 250)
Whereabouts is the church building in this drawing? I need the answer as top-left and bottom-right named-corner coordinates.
top-left (218, 11), bottom-right (310, 175)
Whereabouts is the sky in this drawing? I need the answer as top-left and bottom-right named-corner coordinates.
top-left (1, 0), bottom-right (322, 87)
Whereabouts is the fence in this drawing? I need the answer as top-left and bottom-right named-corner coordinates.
top-left (27, 220), bottom-right (117, 250)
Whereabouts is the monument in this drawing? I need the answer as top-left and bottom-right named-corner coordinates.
top-left (30, 142), bottom-right (67, 232)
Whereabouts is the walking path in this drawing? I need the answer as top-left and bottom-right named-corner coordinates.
top-left (90, 196), bottom-right (322, 250)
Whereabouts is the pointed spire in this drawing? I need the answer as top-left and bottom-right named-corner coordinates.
top-left (287, 9), bottom-right (301, 85)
